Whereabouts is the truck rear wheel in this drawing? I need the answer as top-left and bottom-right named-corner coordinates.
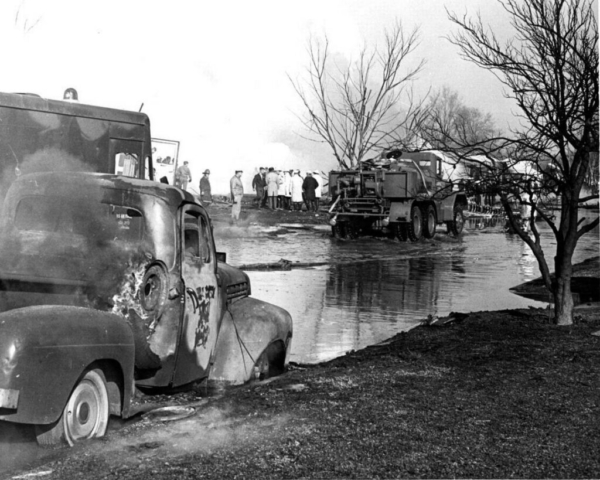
top-left (422, 205), bottom-right (437, 239)
top-left (447, 206), bottom-right (465, 236)
top-left (35, 369), bottom-right (109, 446)
top-left (407, 205), bottom-right (423, 242)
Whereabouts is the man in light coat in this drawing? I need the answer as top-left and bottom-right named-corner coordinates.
top-left (265, 167), bottom-right (279, 210)
top-left (175, 161), bottom-right (192, 190)
top-left (291, 170), bottom-right (304, 211)
top-left (230, 170), bottom-right (244, 222)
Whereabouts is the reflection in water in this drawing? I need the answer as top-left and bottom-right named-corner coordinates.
top-left (216, 213), bottom-right (599, 363)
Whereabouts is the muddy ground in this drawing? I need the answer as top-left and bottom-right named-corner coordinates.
top-left (4, 201), bottom-right (599, 480)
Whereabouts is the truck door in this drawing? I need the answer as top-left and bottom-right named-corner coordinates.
top-left (171, 205), bottom-right (221, 386)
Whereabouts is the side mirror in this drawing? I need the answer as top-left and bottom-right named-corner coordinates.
top-left (216, 251), bottom-right (227, 263)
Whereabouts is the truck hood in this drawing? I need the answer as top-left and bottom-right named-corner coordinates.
top-left (217, 262), bottom-right (251, 301)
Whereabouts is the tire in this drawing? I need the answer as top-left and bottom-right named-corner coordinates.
top-left (447, 206), bottom-right (465, 236)
top-left (35, 369), bottom-right (109, 446)
top-left (252, 342), bottom-right (286, 381)
top-left (389, 222), bottom-right (408, 241)
top-left (422, 205), bottom-right (437, 239)
top-left (332, 223), bottom-right (346, 239)
top-left (345, 223), bottom-right (359, 239)
top-left (406, 205), bottom-right (423, 242)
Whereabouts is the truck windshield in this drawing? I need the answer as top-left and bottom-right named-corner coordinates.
top-left (14, 196), bottom-right (144, 242)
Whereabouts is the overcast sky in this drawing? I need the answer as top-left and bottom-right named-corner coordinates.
top-left (1, 0), bottom-right (523, 193)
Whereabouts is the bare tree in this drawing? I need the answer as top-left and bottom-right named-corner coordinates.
top-left (421, 86), bottom-right (498, 149)
top-left (445, 0), bottom-right (599, 325)
top-left (289, 22), bottom-right (426, 169)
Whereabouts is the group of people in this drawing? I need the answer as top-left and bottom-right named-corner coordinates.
top-left (173, 163), bottom-right (324, 223)
top-left (252, 167), bottom-right (323, 213)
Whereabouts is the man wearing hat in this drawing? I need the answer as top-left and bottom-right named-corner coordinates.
top-left (175, 161), bottom-right (192, 191)
top-left (230, 170), bottom-right (244, 222)
top-left (252, 167), bottom-right (266, 209)
top-left (302, 171), bottom-right (319, 213)
top-left (199, 169), bottom-right (212, 206)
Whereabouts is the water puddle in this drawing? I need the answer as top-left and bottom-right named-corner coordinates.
top-left (215, 213), bottom-right (599, 363)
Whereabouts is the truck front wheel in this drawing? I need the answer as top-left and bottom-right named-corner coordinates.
top-left (407, 205), bottom-right (423, 242)
top-left (389, 222), bottom-right (407, 241)
top-left (35, 369), bottom-right (109, 446)
top-left (332, 223), bottom-right (346, 239)
top-left (422, 205), bottom-right (437, 239)
top-left (447, 206), bottom-right (465, 236)
top-left (253, 341), bottom-right (287, 381)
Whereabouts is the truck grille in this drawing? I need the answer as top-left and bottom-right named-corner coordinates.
top-left (227, 282), bottom-right (249, 302)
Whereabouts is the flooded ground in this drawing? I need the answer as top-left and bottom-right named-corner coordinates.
top-left (215, 213), bottom-right (600, 363)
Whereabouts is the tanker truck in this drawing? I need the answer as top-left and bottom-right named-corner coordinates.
top-left (328, 150), bottom-right (468, 240)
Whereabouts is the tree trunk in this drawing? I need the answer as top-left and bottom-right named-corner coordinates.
top-left (553, 273), bottom-right (574, 326)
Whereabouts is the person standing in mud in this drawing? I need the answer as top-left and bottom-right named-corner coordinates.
top-left (291, 170), bottom-right (304, 211)
top-left (313, 170), bottom-right (322, 213)
top-left (230, 170), bottom-right (244, 223)
top-left (265, 167), bottom-right (279, 210)
top-left (276, 170), bottom-right (286, 210)
top-left (302, 171), bottom-right (319, 212)
top-left (252, 167), bottom-right (266, 209)
top-left (175, 161), bottom-right (192, 190)
top-left (284, 170), bottom-right (293, 210)
top-left (199, 169), bottom-right (212, 205)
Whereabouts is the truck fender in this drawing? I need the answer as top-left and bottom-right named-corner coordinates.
top-left (389, 200), bottom-right (415, 223)
top-left (0, 306), bottom-right (135, 425)
top-left (208, 297), bottom-right (292, 385)
top-left (437, 192), bottom-right (468, 223)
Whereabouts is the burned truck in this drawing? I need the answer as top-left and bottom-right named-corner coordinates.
top-left (0, 172), bottom-right (292, 446)
top-left (328, 150), bottom-right (468, 240)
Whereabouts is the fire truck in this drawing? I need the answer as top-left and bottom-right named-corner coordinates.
top-left (328, 150), bottom-right (468, 240)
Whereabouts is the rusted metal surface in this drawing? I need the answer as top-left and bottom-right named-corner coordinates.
top-left (0, 172), bottom-right (292, 434)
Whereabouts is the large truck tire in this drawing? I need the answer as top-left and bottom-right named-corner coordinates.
top-left (407, 205), bottom-right (423, 242)
top-left (332, 223), bottom-right (346, 239)
top-left (422, 205), bottom-right (437, 239)
top-left (389, 222), bottom-right (408, 241)
top-left (447, 206), bottom-right (465, 236)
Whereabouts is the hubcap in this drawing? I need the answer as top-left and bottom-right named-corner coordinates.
top-left (65, 379), bottom-right (102, 441)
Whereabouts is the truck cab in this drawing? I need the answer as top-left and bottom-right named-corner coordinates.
top-left (0, 172), bottom-right (292, 445)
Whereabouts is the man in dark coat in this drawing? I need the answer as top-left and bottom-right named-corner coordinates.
top-left (302, 172), bottom-right (319, 212)
top-left (252, 167), bottom-right (266, 209)
top-left (199, 169), bottom-right (212, 205)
